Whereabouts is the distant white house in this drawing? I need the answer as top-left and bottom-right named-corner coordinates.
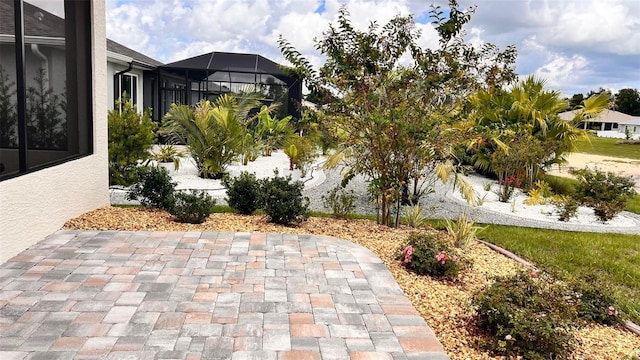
top-left (559, 109), bottom-right (640, 139)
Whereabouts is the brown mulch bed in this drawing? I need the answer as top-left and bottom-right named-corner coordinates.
top-left (63, 207), bottom-right (640, 359)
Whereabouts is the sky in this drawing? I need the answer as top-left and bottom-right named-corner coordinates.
top-left (32, 0), bottom-right (640, 97)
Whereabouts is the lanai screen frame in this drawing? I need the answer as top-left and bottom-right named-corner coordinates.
top-left (156, 52), bottom-right (302, 122)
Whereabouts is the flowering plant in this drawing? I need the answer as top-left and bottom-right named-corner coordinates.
top-left (435, 251), bottom-right (458, 265)
top-left (399, 233), bottom-right (469, 278)
top-left (402, 245), bottom-right (413, 263)
top-left (569, 274), bottom-right (624, 326)
top-left (495, 174), bottom-right (523, 202)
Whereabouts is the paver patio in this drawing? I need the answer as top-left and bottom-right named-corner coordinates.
top-left (0, 230), bottom-right (449, 359)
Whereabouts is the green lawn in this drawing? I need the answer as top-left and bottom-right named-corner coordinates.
top-left (627, 194), bottom-right (640, 214)
top-left (476, 225), bottom-right (640, 323)
top-left (574, 135), bottom-right (640, 160)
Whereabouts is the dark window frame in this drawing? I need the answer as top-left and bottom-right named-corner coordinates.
top-left (0, 0), bottom-right (93, 181)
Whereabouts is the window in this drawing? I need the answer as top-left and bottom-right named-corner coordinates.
top-left (0, 0), bottom-right (92, 180)
top-left (117, 73), bottom-right (137, 110)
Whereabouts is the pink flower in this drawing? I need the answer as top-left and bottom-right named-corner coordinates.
top-left (607, 306), bottom-right (619, 317)
top-left (505, 334), bottom-right (512, 341)
top-left (436, 251), bottom-right (448, 265)
top-left (402, 246), bottom-right (413, 264)
top-left (531, 271), bottom-right (538, 278)
top-left (404, 245), bottom-right (413, 256)
top-left (452, 255), bottom-right (458, 262)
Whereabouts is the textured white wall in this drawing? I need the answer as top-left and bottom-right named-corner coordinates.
top-left (0, 0), bottom-right (109, 262)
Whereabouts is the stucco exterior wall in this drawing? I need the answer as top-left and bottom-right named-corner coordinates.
top-left (0, 0), bottom-right (108, 262)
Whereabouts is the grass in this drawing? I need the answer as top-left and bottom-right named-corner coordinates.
top-left (542, 174), bottom-right (578, 195)
top-left (627, 194), bottom-right (640, 214)
top-left (574, 134), bottom-right (640, 160)
top-left (475, 224), bottom-right (640, 323)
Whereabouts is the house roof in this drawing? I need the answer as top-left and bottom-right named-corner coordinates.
top-left (107, 39), bottom-right (163, 68)
top-left (162, 52), bottom-right (286, 75)
top-left (559, 109), bottom-right (640, 125)
top-left (0, 1), bottom-right (162, 68)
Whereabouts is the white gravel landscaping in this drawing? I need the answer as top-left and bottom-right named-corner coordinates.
top-left (110, 151), bottom-right (640, 234)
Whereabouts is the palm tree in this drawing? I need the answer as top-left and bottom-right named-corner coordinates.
top-left (467, 76), bottom-right (609, 187)
top-left (162, 95), bottom-right (263, 179)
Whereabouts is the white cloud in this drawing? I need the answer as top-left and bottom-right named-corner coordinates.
top-left (534, 54), bottom-right (590, 90)
top-left (551, 0), bottom-right (640, 55)
top-left (103, 0), bottom-right (639, 95)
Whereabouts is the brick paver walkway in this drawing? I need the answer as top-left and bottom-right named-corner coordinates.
top-left (0, 230), bottom-right (449, 359)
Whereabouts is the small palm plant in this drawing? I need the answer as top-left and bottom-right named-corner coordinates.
top-left (152, 144), bottom-right (184, 171)
top-left (445, 212), bottom-right (485, 250)
top-left (255, 106), bottom-right (294, 156)
top-left (402, 203), bottom-right (427, 228)
top-left (162, 95), bottom-right (262, 179)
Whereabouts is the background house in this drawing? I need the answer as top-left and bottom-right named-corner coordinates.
top-left (157, 52), bottom-right (303, 122)
top-left (559, 109), bottom-right (640, 139)
top-left (107, 39), bottom-right (162, 115)
top-left (0, 0), bottom-right (108, 262)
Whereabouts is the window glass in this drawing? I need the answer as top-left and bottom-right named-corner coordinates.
top-left (0, 0), bottom-right (92, 180)
top-left (119, 73), bottom-right (137, 109)
top-left (0, 3), bottom-right (19, 177)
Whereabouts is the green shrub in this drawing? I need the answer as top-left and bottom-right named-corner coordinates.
top-left (108, 100), bottom-right (156, 185)
top-left (321, 186), bottom-right (356, 219)
top-left (473, 271), bottom-right (576, 359)
top-left (222, 171), bottom-right (263, 215)
top-left (260, 170), bottom-right (309, 225)
top-left (569, 275), bottom-right (624, 326)
top-left (170, 190), bottom-right (216, 224)
top-left (570, 167), bottom-right (637, 222)
top-left (400, 232), bottom-right (469, 278)
top-left (127, 166), bottom-right (176, 210)
top-left (552, 195), bottom-right (579, 222)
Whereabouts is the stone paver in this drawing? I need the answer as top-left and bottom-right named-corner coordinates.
top-left (0, 230), bottom-right (449, 359)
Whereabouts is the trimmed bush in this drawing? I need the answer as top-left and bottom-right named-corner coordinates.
top-left (552, 195), bottom-right (579, 222)
top-left (473, 271), bottom-right (576, 359)
top-left (260, 170), bottom-right (309, 225)
top-left (569, 275), bottom-right (624, 326)
top-left (321, 185), bottom-right (356, 219)
top-left (127, 166), bottom-right (176, 210)
top-left (222, 171), bottom-right (263, 215)
top-left (108, 100), bottom-right (155, 185)
top-left (399, 232), bottom-right (469, 278)
top-left (170, 190), bottom-right (215, 224)
top-left (570, 167), bottom-right (637, 222)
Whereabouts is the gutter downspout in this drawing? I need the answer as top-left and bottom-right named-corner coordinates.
top-left (114, 62), bottom-right (133, 110)
top-left (30, 44), bottom-right (49, 91)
